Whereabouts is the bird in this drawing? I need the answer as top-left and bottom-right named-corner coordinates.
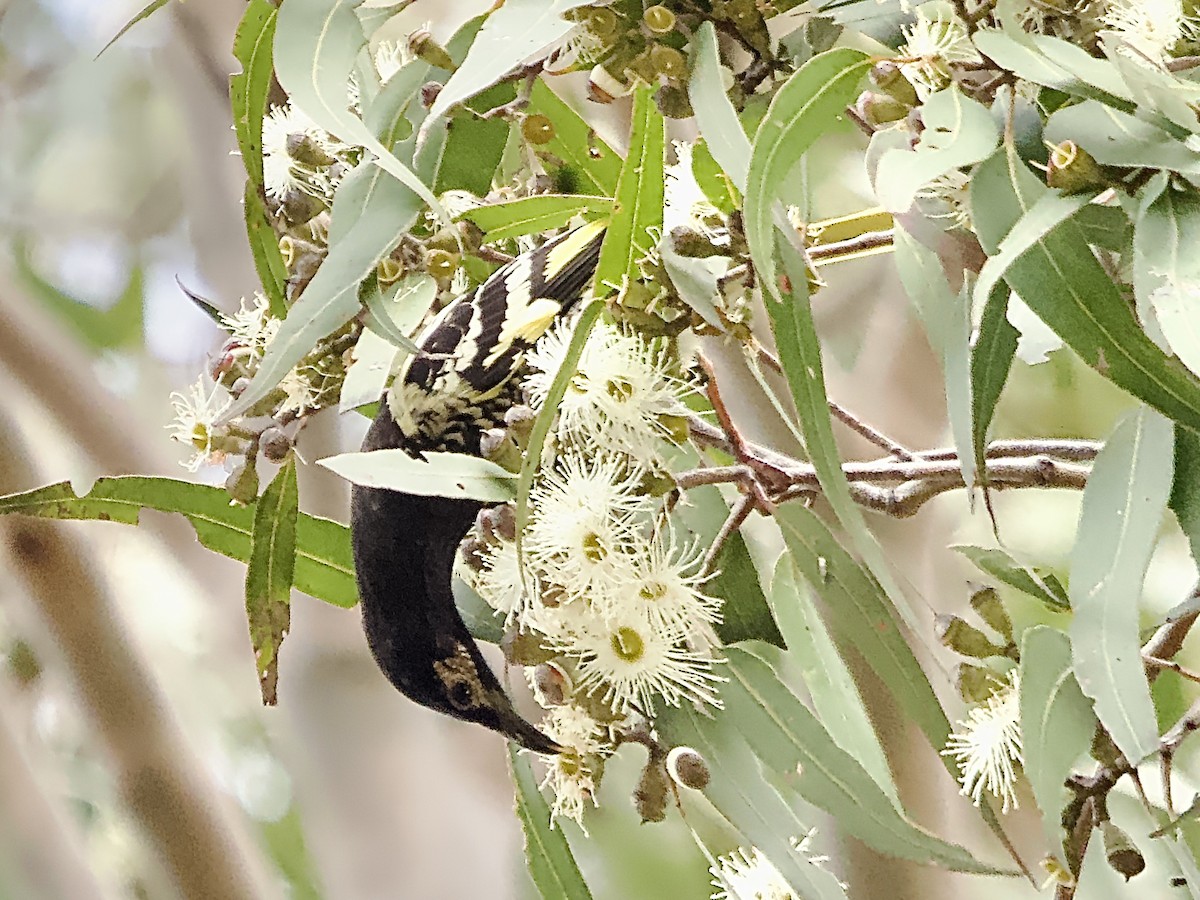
top-left (350, 220), bottom-right (606, 753)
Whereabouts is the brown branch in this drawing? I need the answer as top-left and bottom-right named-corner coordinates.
top-left (0, 410), bottom-right (281, 900)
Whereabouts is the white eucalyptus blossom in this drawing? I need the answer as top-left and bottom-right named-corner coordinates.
top-left (473, 537), bottom-right (536, 622)
top-left (373, 39), bottom-right (413, 83)
top-left (915, 168), bottom-right (973, 232)
top-left (1102, 0), bottom-right (1195, 62)
top-left (545, 14), bottom-right (615, 74)
top-left (941, 670), bottom-right (1024, 812)
top-left (566, 610), bottom-right (724, 715)
top-left (220, 292), bottom-right (280, 357)
top-left (538, 704), bottom-right (610, 830)
top-left (710, 831), bottom-right (841, 900)
top-left (664, 140), bottom-right (727, 242)
top-left (525, 321), bottom-right (695, 464)
top-left (899, 5), bottom-right (979, 98)
top-left (261, 103), bottom-right (343, 203)
top-left (167, 377), bottom-right (234, 472)
top-left (524, 453), bottom-right (649, 599)
top-left (597, 527), bottom-right (722, 639)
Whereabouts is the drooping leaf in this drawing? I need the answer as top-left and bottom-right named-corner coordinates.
top-left (230, 0), bottom-right (278, 192)
top-left (243, 183), bottom-right (289, 318)
top-left (971, 286), bottom-right (1019, 479)
top-left (319, 450), bottom-right (517, 502)
top-left (773, 505), bottom-right (951, 752)
top-left (461, 195), bottom-right (613, 242)
top-left (593, 86), bottom-right (665, 297)
top-left (428, 0), bottom-right (594, 121)
top-left (1069, 407), bottom-right (1173, 763)
top-left (509, 748), bottom-right (594, 900)
top-left (245, 457), bottom-right (298, 705)
top-left (745, 47), bottom-right (870, 302)
top-left (875, 88), bottom-right (999, 214)
top-left (769, 235), bottom-right (922, 638)
top-left (953, 545), bottom-right (1069, 610)
top-left (1171, 426), bottom-right (1200, 564)
top-left (97, 0), bottom-right (174, 57)
top-left (972, 148), bottom-right (1200, 433)
top-left (688, 21), bottom-right (751, 193)
top-left (1135, 184), bottom-right (1200, 379)
top-left (725, 645), bottom-right (1006, 873)
top-left (659, 703), bottom-right (850, 900)
top-left (1019, 626), bottom-right (1095, 866)
top-left (338, 327), bottom-right (399, 413)
top-left (767, 558), bottom-right (896, 800)
top-left (893, 227), bottom-right (976, 497)
top-left (526, 80), bottom-right (623, 197)
top-left (0, 477), bottom-right (357, 608)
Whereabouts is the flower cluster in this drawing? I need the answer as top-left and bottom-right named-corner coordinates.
top-left (464, 308), bottom-right (723, 829)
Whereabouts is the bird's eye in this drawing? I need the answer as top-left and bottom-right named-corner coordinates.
top-left (446, 677), bottom-right (478, 712)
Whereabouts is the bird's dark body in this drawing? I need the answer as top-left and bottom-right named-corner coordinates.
top-left (347, 221), bottom-right (606, 753)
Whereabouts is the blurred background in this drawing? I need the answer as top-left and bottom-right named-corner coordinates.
top-left (0, 0), bottom-right (1195, 898)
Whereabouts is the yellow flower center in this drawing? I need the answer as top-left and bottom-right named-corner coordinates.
top-left (611, 626), bottom-right (645, 663)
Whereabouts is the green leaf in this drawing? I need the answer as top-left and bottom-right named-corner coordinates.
top-left (1045, 102), bottom-right (1200, 177)
top-left (97, 0), bottom-right (174, 57)
top-left (461, 195), bottom-right (614, 242)
top-left (243, 183), bottom-right (290, 319)
top-left (1171, 426), bottom-right (1200, 563)
top-left (339, 328), bottom-right (399, 413)
top-left (246, 457), bottom-right (298, 705)
top-left (594, 86), bottom-right (665, 297)
top-left (230, 0), bottom-right (278, 192)
top-left (768, 235), bottom-right (922, 642)
top-left (433, 82), bottom-right (516, 196)
top-left (658, 703), bottom-right (850, 900)
top-left (516, 302), bottom-right (604, 541)
top-left (318, 450), bottom-right (517, 502)
top-left (510, 748), bottom-right (594, 900)
top-left (972, 189), bottom-right (1098, 311)
top-left (227, 158), bottom-right (424, 419)
top-left (1019, 626), bottom-right (1095, 866)
top-left (893, 227), bottom-right (976, 496)
top-left (1069, 407), bottom-right (1173, 763)
top-left (0, 477), bottom-right (357, 609)
top-left (767, 558), bottom-right (896, 800)
top-left (971, 148), bottom-right (1200, 433)
top-left (659, 243), bottom-right (725, 330)
top-left (971, 29), bottom-right (1133, 111)
top-left (773, 504), bottom-right (951, 753)
top-left (428, 0), bottom-right (595, 121)
top-left (1135, 185), bottom-right (1200, 379)
top-left (971, 286), bottom-right (1018, 479)
top-left (273, 0), bottom-right (442, 213)
top-left (725, 645), bottom-right (1005, 873)
top-left (953, 545), bottom-right (1069, 610)
top-left (526, 80), bottom-right (623, 196)
top-left (359, 273), bottom-right (432, 354)
top-left (745, 47), bottom-right (870, 302)
top-left (875, 88), bottom-right (999, 213)
top-left (688, 21), bottom-right (751, 193)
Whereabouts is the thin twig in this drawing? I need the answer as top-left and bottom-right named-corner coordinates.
top-left (701, 494), bottom-right (757, 577)
top-left (1144, 656), bottom-right (1200, 685)
top-left (807, 229), bottom-right (896, 263)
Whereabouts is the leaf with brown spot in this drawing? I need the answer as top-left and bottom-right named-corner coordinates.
top-left (245, 456), bottom-right (298, 705)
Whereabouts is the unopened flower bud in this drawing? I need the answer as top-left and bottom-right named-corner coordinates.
top-left (260, 426), bottom-right (292, 463)
top-left (286, 132), bottom-right (336, 167)
top-left (210, 352), bottom-right (236, 379)
top-left (1045, 140), bottom-right (1106, 194)
top-left (855, 90), bottom-right (908, 127)
top-left (479, 428), bottom-right (508, 459)
top-left (936, 614), bottom-right (1007, 658)
top-left (279, 188), bottom-right (325, 226)
top-left (869, 61), bottom-right (917, 106)
top-left (1101, 821), bottom-right (1145, 881)
top-left (407, 27), bottom-right (456, 72)
top-left (666, 746), bottom-right (710, 790)
top-left (225, 460), bottom-right (259, 505)
top-left (500, 630), bottom-right (556, 666)
top-left (969, 586), bottom-right (1013, 641)
top-left (231, 376), bottom-right (251, 396)
top-left (670, 225), bottom-right (724, 258)
top-left (655, 84), bottom-right (693, 119)
top-left (955, 663), bottom-right (997, 703)
top-left (531, 661), bottom-right (571, 706)
top-left (420, 81), bottom-right (442, 109)
top-left (643, 5), bottom-right (676, 34)
top-left (635, 753), bottom-right (670, 823)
